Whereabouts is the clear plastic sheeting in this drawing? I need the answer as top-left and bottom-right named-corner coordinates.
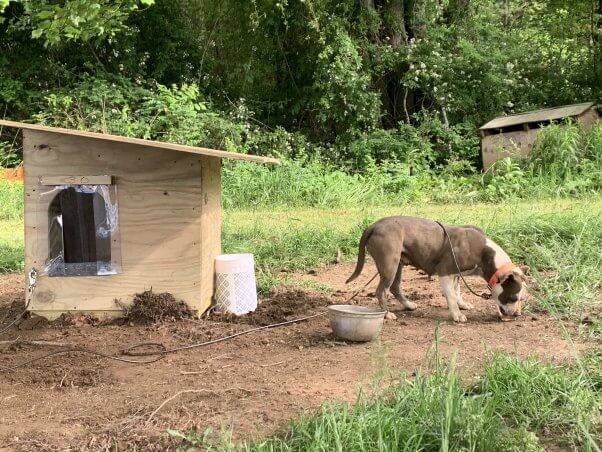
top-left (40, 184), bottom-right (121, 277)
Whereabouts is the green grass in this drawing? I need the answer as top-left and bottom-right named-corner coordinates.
top-left (0, 180), bottom-right (24, 272)
top-left (169, 348), bottom-right (601, 451)
top-left (0, 180), bottom-right (23, 221)
top-left (0, 218), bottom-right (23, 272)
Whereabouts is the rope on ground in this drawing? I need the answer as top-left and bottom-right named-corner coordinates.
top-left (0, 272), bottom-right (379, 372)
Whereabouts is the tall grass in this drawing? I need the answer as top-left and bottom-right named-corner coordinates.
top-left (170, 350), bottom-right (600, 451)
top-left (222, 159), bottom-right (426, 208)
top-left (0, 225), bottom-right (23, 272)
top-left (530, 121), bottom-right (602, 183)
top-left (221, 122), bottom-right (602, 208)
top-left (0, 180), bottom-right (22, 221)
top-left (0, 181), bottom-right (23, 272)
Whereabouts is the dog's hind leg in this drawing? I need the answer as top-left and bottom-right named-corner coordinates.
top-left (390, 263), bottom-right (417, 311)
top-left (376, 280), bottom-right (396, 320)
top-left (371, 254), bottom-right (400, 321)
top-left (367, 229), bottom-right (403, 321)
top-left (454, 275), bottom-right (474, 310)
top-left (439, 275), bottom-right (467, 323)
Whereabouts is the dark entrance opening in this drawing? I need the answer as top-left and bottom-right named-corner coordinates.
top-left (47, 187), bottom-right (113, 276)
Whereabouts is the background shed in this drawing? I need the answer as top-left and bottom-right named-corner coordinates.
top-left (479, 102), bottom-right (599, 171)
top-left (0, 120), bottom-right (279, 319)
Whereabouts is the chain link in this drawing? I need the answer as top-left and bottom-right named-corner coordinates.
top-left (27, 267), bottom-right (38, 304)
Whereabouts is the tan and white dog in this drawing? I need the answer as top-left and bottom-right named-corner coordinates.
top-left (346, 216), bottom-right (528, 322)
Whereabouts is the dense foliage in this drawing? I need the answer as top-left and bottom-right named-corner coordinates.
top-left (1, 1), bottom-right (600, 170)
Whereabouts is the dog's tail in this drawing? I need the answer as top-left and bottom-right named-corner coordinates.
top-left (346, 226), bottom-right (374, 284)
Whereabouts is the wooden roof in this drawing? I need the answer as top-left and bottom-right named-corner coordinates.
top-left (480, 102), bottom-right (595, 131)
top-left (0, 119), bottom-right (280, 165)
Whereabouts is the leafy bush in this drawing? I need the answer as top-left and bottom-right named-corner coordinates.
top-left (345, 125), bottom-right (432, 169)
top-left (11, 74), bottom-right (602, 208)
top-left (222, 159), bottom-right (427, 209)
top-left (0, 140), bottom-right (20, 167)
top-left (311, 21), bottom-right (381, 139)
top-left (241, 127), bottom-right (314, 160)
top-left (33, 75), bottom-right (246, 150)
top-left (530, 121), bottom-right (587, 181)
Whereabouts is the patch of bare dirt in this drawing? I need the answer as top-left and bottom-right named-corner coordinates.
top-left (0, 262), bottom-right (593, 451)
top-left (2, 351), bottom-right (113, 388)
top-left (210, 289), bottom-right (331, 325)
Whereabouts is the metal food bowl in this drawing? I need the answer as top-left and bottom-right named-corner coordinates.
top-left (327, 305), bottom-right (386, 342)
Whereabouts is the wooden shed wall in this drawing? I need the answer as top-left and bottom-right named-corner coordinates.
top-left (481, 130), bottom-right (537, 171)
top-left (577, 108), bottom-right (600, 128)
top-left (481, 107), bottom-right (600, 170)
top-left (23, 130), bottom-right (220, 318)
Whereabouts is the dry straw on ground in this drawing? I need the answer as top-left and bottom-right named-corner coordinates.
top-left (120, 290), bottom-right (192, 324)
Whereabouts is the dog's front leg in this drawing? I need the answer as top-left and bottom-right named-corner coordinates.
top-left (439, 275), bottom-right (467, 323)
top-left (454, 275), bottom-right (474, 310)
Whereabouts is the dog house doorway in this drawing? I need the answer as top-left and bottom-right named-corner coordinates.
top-left (40, 177), bottom-right (122, 277)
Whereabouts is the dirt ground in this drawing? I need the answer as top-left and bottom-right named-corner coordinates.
top-left (0, 262), bottom-right (589, 451)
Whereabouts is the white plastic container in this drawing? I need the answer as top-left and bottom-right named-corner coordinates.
top-left (214, 253), bottom-right (258, 315)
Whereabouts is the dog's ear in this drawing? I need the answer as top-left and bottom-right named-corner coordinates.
top-left (519, 265), bottom-right (530, 276)
top-left (512, 266), bottom-right (529, 284)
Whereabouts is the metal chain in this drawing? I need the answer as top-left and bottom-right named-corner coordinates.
top-left (435, 221), bottom-right (489, 299)
top-left (27, 268), bottom-right (37, 304)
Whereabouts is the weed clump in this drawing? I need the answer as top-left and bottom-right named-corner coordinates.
top-left (121, 290), bottom-right (192, 324)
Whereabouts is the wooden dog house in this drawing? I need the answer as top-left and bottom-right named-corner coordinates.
top-left (0, 120), bottom-right (279, 319)
top-left (479, 102), bottom-right (599, 170)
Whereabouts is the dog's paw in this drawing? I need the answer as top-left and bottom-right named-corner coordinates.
top-left (385, 311), bottom-right (398, 321)
top-left (458, 301), bottom-right (474, 310)
top-left (401, 301), bottom-right (418, 311)
top-left (451, 312), bottom-right (467, 323)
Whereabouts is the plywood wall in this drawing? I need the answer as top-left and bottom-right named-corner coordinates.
top-left (199, 156), bottom-right (221, 312)
top-left (23, 130), bottom-right (220, 317)
top-left (481, 130), bottom-right (537, 171)
top-left (577, 109), bottom-right (600, 129)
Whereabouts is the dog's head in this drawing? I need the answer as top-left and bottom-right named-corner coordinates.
top-left (490, 266), bottom-right (529, 317)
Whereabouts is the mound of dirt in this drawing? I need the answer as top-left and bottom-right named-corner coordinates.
top-left (53, 312), bottom-right (101, 328)
top-left (211, 289), bottom-right (331, 326)
top-left (122, 290), bottom-right (192, 324)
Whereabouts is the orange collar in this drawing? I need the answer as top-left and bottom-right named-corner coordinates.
top-left (487, 262), bottom-right (516, 289)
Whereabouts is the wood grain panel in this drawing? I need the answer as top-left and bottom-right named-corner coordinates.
top-left (39, 175), bottom-right (112, 185)
top-left (198, 156), bottom-right (222, 313)
top-left (481, 130), bottom-right (536, 171)
top-left (23, 130), bottom-right (208, 315)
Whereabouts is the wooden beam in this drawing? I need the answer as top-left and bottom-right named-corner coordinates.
top-left (198, 156), bottom-right (222, 314)
top-left (39, 175), bottom-right (113, 185)
top-left (0, 119), bottom-right (280, 165)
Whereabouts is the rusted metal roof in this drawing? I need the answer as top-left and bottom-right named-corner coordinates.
top-left (0, 119), bottom-right (280, 165)
top-left (480, 102), bottom-right (595, 130)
